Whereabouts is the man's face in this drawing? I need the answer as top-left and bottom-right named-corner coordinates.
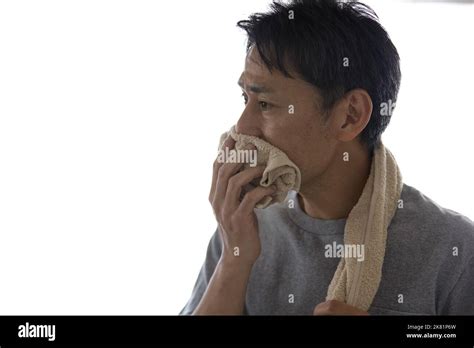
top-left (236, 46), bottom-right (339, 188)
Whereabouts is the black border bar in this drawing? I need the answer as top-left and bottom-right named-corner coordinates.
top-left (0, 315), bottom-right (473, 345)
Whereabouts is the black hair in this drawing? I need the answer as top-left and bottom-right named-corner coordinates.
top-left (237, 0), bottom-right (401, 150)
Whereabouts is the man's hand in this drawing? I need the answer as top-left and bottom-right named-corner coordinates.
top-left (193, 136), bottom-right (275, 315)
top-left (313, 300), bottom-right (369, 315)
top-left (209, 136), bottom-right (275, 267)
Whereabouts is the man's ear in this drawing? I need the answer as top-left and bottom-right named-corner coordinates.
top-left (330, 89), bottom-right (372, 142)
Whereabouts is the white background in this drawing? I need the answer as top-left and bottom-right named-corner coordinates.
top-left (0, 0), bottom-right (472, 314)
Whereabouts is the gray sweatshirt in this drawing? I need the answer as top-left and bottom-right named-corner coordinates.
top-left (180, 184), bottom-right (474, 315)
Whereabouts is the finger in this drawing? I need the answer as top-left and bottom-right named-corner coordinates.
top-left (212, 143), bottom-right (257, 208)
top-left (222, 134), bottom-right (236, 150)
top-left (209, 136), bottom-right (236, 203)
top-left (238, 185), bottom-right (276, 213)
top-left (223, 166), bottom-right (266, 213)
top-left (313, 302), bottom-right (327, 315)
top-left (213, 161), bottom-right (244, 211)
top-left (313, 300), bottom-right (345, 316)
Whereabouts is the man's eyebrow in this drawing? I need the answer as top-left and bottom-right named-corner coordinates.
top-left (237, 77), bottom-right (274, 94)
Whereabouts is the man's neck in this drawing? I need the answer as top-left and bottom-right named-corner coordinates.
top-left (298, 144), bottom-right (372, 220)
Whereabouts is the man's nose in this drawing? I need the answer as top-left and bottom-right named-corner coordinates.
top-left (235, 104), bottom-right (262, 137)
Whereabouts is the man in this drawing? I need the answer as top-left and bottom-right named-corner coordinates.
top-left (180, 0), bottom-right (474, 315)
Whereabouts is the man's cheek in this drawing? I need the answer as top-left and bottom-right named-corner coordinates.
top-left (284, 147), bottom-right (307, 173)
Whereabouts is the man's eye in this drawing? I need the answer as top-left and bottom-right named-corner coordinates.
top-left (259, 101), bottom-right (269, 110)
top-left (241, 92), bottom-right (248, 104)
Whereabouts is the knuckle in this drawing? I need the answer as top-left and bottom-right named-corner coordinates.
top-left (246, 188), bottom-right (260, 200)
top-left (218, 163), bottom-right (227, 177)
top-left (229, 213), bottom-right (240, 226)
top-left (227, 176), bottom-right (239, 190)
top-left (326, 300), bottom-right (337, 310)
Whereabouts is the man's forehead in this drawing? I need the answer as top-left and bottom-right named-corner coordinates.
top-left (245, 45), bottom-right (264, 66)
top-left (242, 47), bottom-right (273, 77)
top-left (239, 69), bottom-right (279, 93)
top-left (238, 64), bottom-right (296, 95)
top-left (238, 66), bottom-right (319, 101)
top-left (237, 72), bottom-right (267, 86)
top-left (238, 47), bottom-right (306, 94)
top-left (238, 58), bottom-right (279, 90)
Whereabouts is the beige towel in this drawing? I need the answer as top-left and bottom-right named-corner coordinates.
top-left (217, 127), bottom-right (402, 310)
top-left (218, 126), bottom-right (301, 209)
top-left (326, 142), bottom-right (403, 311)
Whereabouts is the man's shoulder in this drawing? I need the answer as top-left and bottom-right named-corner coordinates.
top-left (392, 183), bottom-right (474, 252)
